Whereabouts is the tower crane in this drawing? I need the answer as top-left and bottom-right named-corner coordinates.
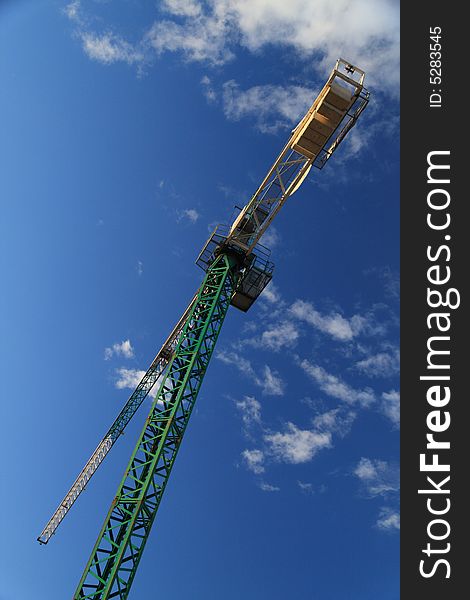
top-left (38, 59), bottom-right (369, 600)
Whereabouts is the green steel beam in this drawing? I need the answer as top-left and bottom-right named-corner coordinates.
top-left (73, 253), bottom-right (239, 600)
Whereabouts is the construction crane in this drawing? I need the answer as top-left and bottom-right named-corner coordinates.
top-left (38, 59), bottom-right (369, 599)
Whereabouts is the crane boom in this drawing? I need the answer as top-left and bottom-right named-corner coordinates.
top-left (223, 58), bottom-right (368, 254)
top-left (37, 294), bottom-right (197, 544)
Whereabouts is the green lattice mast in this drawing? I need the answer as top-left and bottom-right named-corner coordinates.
top-left (37, 60), bottom-right (369, 600)
top-left (74, 253), bottom-right (238, 599)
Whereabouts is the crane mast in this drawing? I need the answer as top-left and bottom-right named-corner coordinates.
top-left (38, 59), bottom-right (369, 600)
top-left (74, 254), bottom-right (237, 599)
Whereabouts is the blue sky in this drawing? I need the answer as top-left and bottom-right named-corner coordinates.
top-left (0, 2), bottom-right (399, 599)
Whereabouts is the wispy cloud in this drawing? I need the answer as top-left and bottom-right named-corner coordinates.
top-left (64, 1), bottom-right (145, 67)
top-left (376, 507), bottom-right (400, 531)
top-left (381, 268), bottom-right (400, 300)
top-left (237, 395), bottom-right (355, 477)
top-left (177, 208), bottom-right (200, 224)
top-left (297, 480), bottom-right (315, 495)
top-left (146, 0), bottom-right (234, 66)
top-left (260, 282), bottom-right (281, 304)
top-left (104, 339), bottom-right (134, 361)
top-left (263, 408), bottom-right (354, 466)
top-left (312, 408), bottom-right (356, 438)
top-left (300, 359), bottom-right (375, 407)
top-left (222, 81), bottom-right (314, 133)
top-left (260, 226), bottom-right (280, 249)
top-left (258, 481), bottom-right (280, 492)
top-left (290, 299), bottom-right (366, 342)
top-left (216, 350), bottom-right (285, 395)
top-left (381, 390), bottom-right (400, 427)
top-left (353, 457), bottom-right (399, 497)
top-left (355, 348), bottom-right (400, 378)
top-left (261, 365), bottom-right (284, 395)
top-left (80, 32), bottom-right (145, 66)
top-left (241, 448), bottom-right (265, 474)
top-left (239, 321), bottom-right (299, 352)
top-left (354, 458), bottom-right (400, 532)
top-left (365, 266), bottom-right (400, 301)
top-left (334, 107), bottom-right (399, 164)
top-left (265, 422), bottom-right (332, 464)
top-left (235, 396), bottom-right (262, 430)
top-left (114, 367), bottom-right (146, 389)
top-left (136, 260), bottom-right (144, 276)
top-left (260, 321), bottom-right (300, 351)
top-left (201, 74), bottom-right (217, 102)
top-left (162, 0), bottom-right (203, 18)
top-left (64, 0), bottom-right (81, 22)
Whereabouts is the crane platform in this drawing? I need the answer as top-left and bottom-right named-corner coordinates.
top-left (196, 224), bottom-right (274, 311)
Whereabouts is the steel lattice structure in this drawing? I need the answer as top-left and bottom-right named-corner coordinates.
top-left (38, 59), bottom-right (370, 600)
top-left (74, 254), bottom-right (238, 599)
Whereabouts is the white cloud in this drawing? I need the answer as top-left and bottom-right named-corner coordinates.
top-left (157, 0), bottom-right (399, 95)
top-left (178, 208), bottom-right (200, 223)
top-left (297, 480), bottom-right (314, 494)
top-left (234, 312), bottom-right (299, 353)
top-left (261, 282), bottom-right (281, 304)
top-left (261, 365), bottom-right (284, 395)
top-left (376, 507), bottom-right (400, 531)
top-left (216, 350), bottom-right (285, 395)
top-left (136, 260), bottom-right (144, 276)
top-left (162, 0), bottom-right (203, 18)
top-left (258, 321), bottom-right (299, 352)
top-left (222, 81), bottom-right (314, 133)
top-left (64, 0), bottom-right (81, 22)
top-left (354, 459), bottom-right (399, 531)
top-left (80, 32), bottom-right (144, 66)
top-left (146, 2), bottom-right (234, 66)
top-left (235, 396), bottom-right (262, 428)
top-left (259, 481), bottom-right (280, 492)
top-left (104, 339), bottom-right (135, 361)
top-left (228, 0), bottom-right (399, 96)
top-left (354, 457), bottom-right (399, 497)
top-left (265, 422), bottom-right (332, 464)
top-left (300, 359), bottom-right (375, 407)
top-left (238, 406), bottom-right (355, 475)
top-left (336, 108), bottom-right (399, 164)
top-left (260, 226), bottom-right (280, 249)
top-left (312, 408), bottom-right (355, 438)
top-left (241, 448), bottom-right (265, 474)
top-left (290, 299), bottom-right (365, 342)
top-left (201, 75), bottom-right (217, 102)
top-left (382, 268), bottom-right (400, 300)
top-left (355, 348), bottom-right (400, 378)
top-left (217, 350), bottom-right (256, 377)
top-left (355, 458), bottom-right (378, 480)
top-left (381, 390), bottom-right (400, 426)
top-left (114, 367), bottom-right (146, 390)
